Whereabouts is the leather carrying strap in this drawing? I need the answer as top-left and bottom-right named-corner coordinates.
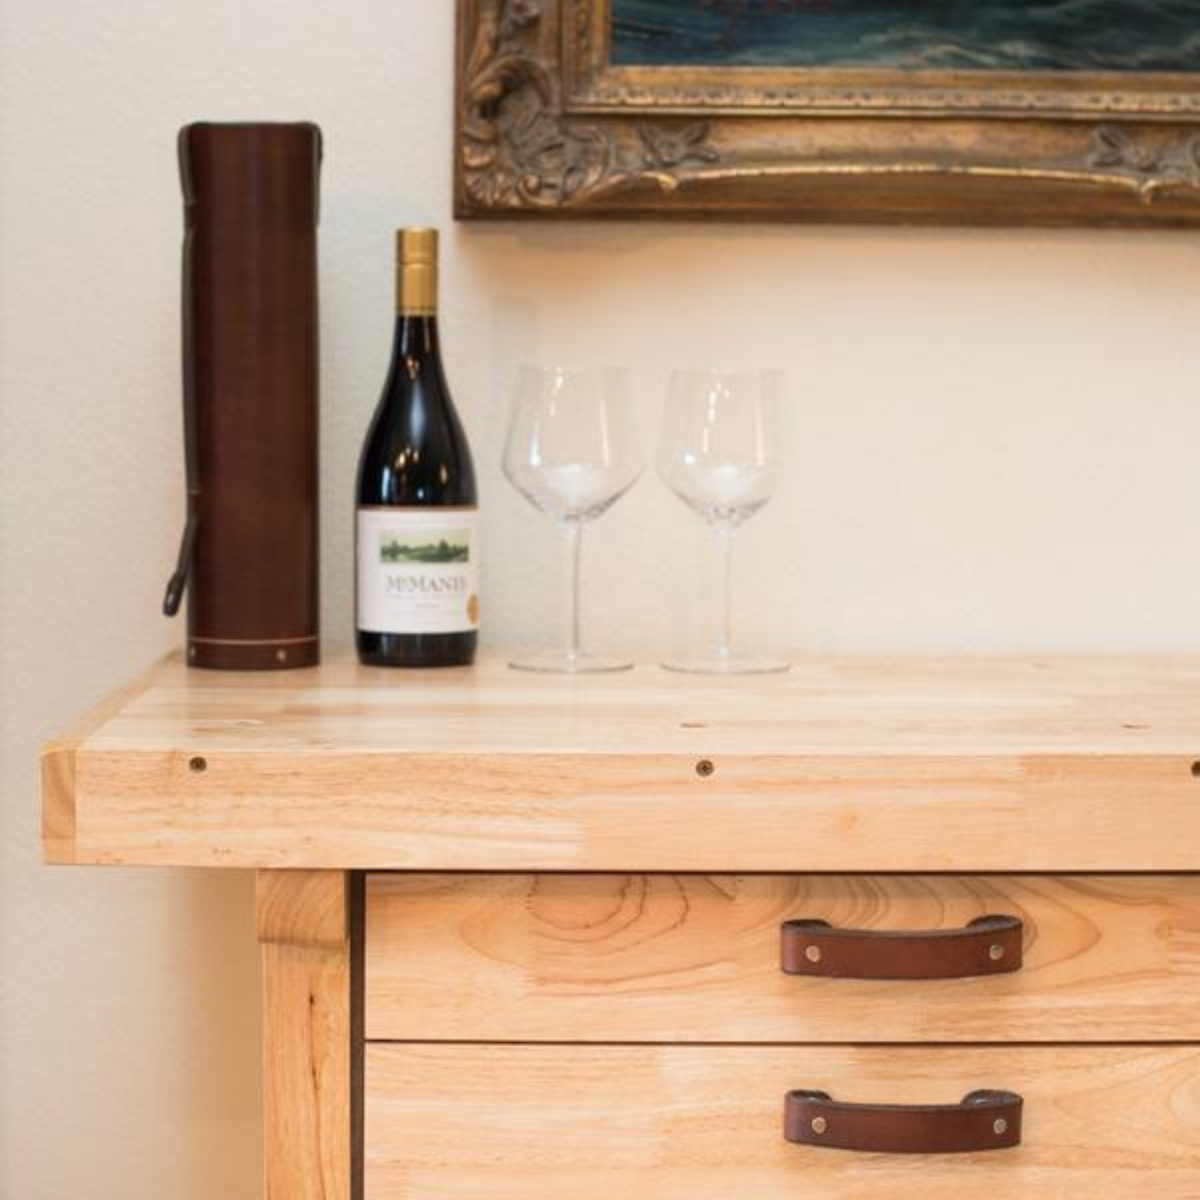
top-left (785, 1089), bottom-right (1023, 1154)
top-left (781, 914), bottom-right (1023, 980)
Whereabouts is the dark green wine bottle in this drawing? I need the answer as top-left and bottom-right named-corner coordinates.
top-left (355, 229), bottom-right (479, 667)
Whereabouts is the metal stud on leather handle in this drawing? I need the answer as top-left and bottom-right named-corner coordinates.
top-left (781, 914), bottom-right (1023, 980)
top-left (785, 1089), bottom-right (1024, 1154)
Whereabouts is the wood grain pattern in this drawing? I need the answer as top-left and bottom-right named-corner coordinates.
top-left (257, 870), bottom-right (348, 947)
top-left (259, 870), bottom-right (350, 1200)
top-left (364, 874), bottom-right (1200, 1043)
top-left (64, 653), bottom-right (1200, 755)
top-left (42, 653), bottom-right (1200, 870)
top-left (40, 664), bottom-right (159, 864)
top-left (364, 1043), bottom-right (1200, 1199)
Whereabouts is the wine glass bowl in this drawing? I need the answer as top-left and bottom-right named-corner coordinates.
top-left (657, 368), bottom-right (788, 675)
top-left (508, 456), bottom-right (638, 524)
top-left (503, 366), bottom-right (642, 672)
top-left (667, 459), bottom-right (774, 527)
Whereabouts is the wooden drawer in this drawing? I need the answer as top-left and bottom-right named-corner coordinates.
top-left (364, 873), bottom-right (1200, 1042)
top-left (364, 1043), bottom-right (1200, 1199)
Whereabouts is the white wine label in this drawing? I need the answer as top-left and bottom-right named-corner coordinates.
top-left (356, 508), bottom-right (480, 635)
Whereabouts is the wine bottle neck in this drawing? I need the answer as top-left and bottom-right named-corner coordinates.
top-left (396, 259), bottom-right (437, 317)
top-left (392, 315), bottom-right (441, 359)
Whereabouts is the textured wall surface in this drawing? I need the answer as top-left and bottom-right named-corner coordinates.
top-left (3, 2), bottom-right (1200, 1197)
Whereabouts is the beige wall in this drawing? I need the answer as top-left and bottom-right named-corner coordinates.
top-left (3, 2), bottom-right (1200, 1197)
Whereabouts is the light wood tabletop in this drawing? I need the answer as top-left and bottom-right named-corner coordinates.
top-left (42, 652), bottom-right (1200, 871)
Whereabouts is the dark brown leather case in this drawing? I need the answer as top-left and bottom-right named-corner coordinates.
top-left (164, 122), bottom-right (322, 669)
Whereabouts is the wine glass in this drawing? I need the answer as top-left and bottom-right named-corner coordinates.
top-left (503, 366), bottom-right (642, 672)
top-left (657, 368), bottom-right (789, 674)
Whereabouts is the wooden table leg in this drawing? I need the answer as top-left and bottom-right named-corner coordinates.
top-left (257, 870), bottom-right (352, 1200)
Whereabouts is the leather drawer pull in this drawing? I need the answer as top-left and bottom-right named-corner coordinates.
top-left (781, 914), bottom-right (1023, 980)
top-left (785, 1088), bottom-right (1023, 1154)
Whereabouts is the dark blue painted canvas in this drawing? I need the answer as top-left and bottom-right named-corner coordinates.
top-left (610, 0), bottom-right (1200, 72)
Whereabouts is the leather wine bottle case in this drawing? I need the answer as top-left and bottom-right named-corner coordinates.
top-left (164, 121), bottom-right (322, 670)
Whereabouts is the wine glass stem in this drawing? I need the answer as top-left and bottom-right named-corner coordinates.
top-left (717, 524), bottom-right (734, 660)
top-left (565, 519), bottom-right (583, 662)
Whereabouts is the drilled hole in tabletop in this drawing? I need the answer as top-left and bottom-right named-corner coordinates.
top-left (189, 756), bottom-right (208, 773)
top-left (1191, 760), bottom-right (1200, 779)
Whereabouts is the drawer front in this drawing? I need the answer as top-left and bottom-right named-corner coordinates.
top-left (364, 1043), bottom-right (1200, 1199)
top-left (364, 873), bottom-right (1200, 1042)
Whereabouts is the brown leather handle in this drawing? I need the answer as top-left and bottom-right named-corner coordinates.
top-left (785, 1089), bottom-right (1023, 1154)
top-left (781, 914), bottom-right (1022, 980)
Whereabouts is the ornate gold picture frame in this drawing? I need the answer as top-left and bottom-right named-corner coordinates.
top-left (456, 0), bottom-right (1200, 225)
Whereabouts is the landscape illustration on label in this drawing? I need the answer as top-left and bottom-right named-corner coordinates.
top-left (378, 530), bottom-right (471, 564)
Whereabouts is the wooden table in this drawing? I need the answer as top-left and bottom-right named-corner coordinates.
top-left (42, 653), bottom-right (1200, 1198)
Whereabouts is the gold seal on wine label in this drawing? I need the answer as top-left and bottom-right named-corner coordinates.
top-left (467, 594), bottom-right (480, 625)
top-left (396, 227), bottom-right (438, 316)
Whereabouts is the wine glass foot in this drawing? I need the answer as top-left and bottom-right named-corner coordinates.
top-left (509, 650), bottom-right (635, 674)
top-left (661, 652), bottom-right (790, 676)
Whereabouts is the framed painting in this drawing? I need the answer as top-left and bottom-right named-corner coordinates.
top-left (455, 0), bottom-right (1200, 225)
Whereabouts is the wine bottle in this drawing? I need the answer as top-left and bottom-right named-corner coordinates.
top-left (355, 228), bottom-right (479, 667)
